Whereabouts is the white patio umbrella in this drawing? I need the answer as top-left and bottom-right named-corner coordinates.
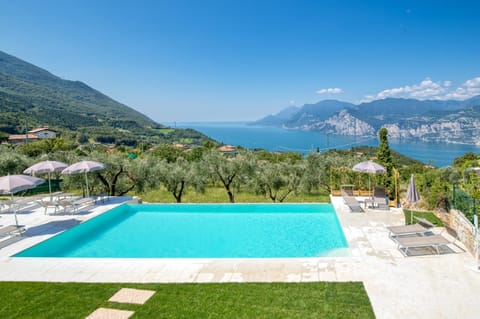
top-left (24, 160), bottom-right (68, 200)
top-left (352, 160), bottom-right (386, 197)
top-left (61, 161), bottom-right (105, 197)
top-left (0, 174), bottom-right (45, 226)
top-left (406, 174), bottom-right (421, 223)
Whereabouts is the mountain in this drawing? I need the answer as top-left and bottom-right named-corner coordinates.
top-left (253, 96), bottom-right (480, 145)
top-left (285, 100), bottom-right (355, 127)
top-left (0, 50), bottom-right (210, 145)
top-left (252, 105), bottom-right (300, 126)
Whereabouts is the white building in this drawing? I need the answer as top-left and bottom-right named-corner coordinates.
top-left (28, 127), bottom-right (57, 139)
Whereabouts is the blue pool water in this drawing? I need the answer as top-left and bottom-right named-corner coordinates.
top-left (15, 204), bottom-right (348, 258)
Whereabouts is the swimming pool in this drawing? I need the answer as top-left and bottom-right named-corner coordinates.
top-left (15, 203), bottom-right (348, 258)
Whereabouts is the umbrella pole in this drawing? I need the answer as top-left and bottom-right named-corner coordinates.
top-left (48, 172), bottom-right (52, 201)
top-left (410, 204), bottom-right (415, 224)
top-left (11, 193), bottom-right (18, 227)
top-left (368, 175), bottom-right (371, 199)
top-left (85, 171), bottom-right (89, 198)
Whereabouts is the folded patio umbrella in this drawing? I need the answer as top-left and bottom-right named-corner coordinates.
top-left (406, 174), bottom-right (421, 223)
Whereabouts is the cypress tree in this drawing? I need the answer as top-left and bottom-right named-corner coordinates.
top-left (376, 128), bottom-right (395, 197)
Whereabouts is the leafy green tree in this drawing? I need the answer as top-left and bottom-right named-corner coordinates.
top-left (453, 152), bottom-right (479, 168)
top-left (16, 138), bottom-right (75, 157)
top-left (202, 140), bottom-right (219, 149)
top-left (255, 150), bottom-right (303, 163)
top-left (302, 150), bottom-right (366, 193)
top-left (416, 167), bottom-right (454, 211)
top-left (137, 141), bottom-right (152, 153)
top-left (78, 134), bottom-right (89, 144)
top-left (0, 148), bottom-right (30, 175)
top-left (94, 152), bottom-right (138, 196)
top-left (126, 155), bottom-right (161, 193)
top-left (253, 161), bottom-right (305, 202)
top-left (16, 141), bottom-right (48, 157)
top-left (62, 152), bottom-right (136, 196)
top-left (153, 144), bottom-right (184, 163)
top-left (158, 158), bottom-right (206, 203)
top-left (203, 150), bottom-right (255, 203)
top-left (185, 146), bottom-right (207, 162)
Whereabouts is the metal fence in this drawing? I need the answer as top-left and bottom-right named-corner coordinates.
top-left (22, 179), bottom-right (62, 196)
top-left (452, 184), bottom-right (478, 222)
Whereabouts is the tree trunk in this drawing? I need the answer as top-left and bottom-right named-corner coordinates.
top-left (279, 188), bottom-right (293, 203)
top-left (227, 189), bottom-right (235, 203)
top-left (268, 187), bottom-right (277, 202)
top-left (173, 181), bottom-right (185, 203)
top-left (217, 172), bottom-right (236, 203)
top-left (96, 173), bottom-right (111, 195)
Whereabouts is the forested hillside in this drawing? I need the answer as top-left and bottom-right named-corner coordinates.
top-left (0, 50), bottom-right (210, 145)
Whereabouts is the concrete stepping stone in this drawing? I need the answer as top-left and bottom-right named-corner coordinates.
top-left (85, 307), bottom-right (134, 319)
top-left (108, 288), bottom-right (156, 305)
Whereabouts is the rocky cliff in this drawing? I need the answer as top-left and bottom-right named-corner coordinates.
top-left (253, 97), bottom-right (480, 145)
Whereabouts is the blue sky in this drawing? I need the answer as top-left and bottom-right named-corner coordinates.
top-left (1, 0), bottom-right (480, 122)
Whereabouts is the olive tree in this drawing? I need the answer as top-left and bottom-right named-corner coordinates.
top-left (60, 151), bottom-right (136, 196)
top-left (157, 157), bottom-right (206, 203)
top-left (0, 147), bottom-right (30, 175)
top-left (203, 150), bottom-right (255, 203)
top-left (252, 160), bottom-right (305, 202)
top-left (92, 152), bottom-right (140, 196)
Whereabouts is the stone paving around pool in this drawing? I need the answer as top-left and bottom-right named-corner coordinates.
top-left (0, 196), bottom-right (479, 319)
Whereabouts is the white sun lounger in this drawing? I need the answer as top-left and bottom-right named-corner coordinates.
top-left (0, 225), bottom-right (26, 237)
top-left (387, 218), bottom-right (435, 239)
top-left (0, 197), bottom-right (40, 213)
top-left (387, 224), bottom-right (430, 239)
top-left (37, 200), bottom-right (60, 215)
top-left (58, 197), bottom-right (95, 214)
top-left (341, 189), bottom-right (364, 213)
top-left (396, 234), bottom-right (451, 256)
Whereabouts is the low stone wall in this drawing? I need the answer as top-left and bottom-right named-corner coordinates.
top-left (434, 208), bottom-right (477, 256)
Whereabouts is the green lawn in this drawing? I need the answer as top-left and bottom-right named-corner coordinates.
top-left (404, 210), bottom-right (444, 226)
top-left (136, 186), bottom-right (330, 203)
top-left (0, 282), bottom-right (375, 319)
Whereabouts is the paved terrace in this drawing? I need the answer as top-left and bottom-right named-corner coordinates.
top-left (0, 196), bottom-right (479, 319)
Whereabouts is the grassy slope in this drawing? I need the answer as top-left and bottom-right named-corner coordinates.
top-left (0, 282), bottom-right (375, 319)
top-left (137, 186), bottom-right (330, 203)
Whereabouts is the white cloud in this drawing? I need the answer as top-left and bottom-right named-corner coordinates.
top-left (361, 76), bottom-right (480, 103)
top-left (317, 87), bottom-right (343, 94)
top-left (464, 77), bottom-right (480, 87)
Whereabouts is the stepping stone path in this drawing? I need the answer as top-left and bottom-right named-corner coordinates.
top-left (109, 288), bottom-right (156, 305)
top-left (85, 308), bottom-right (134, 319)
top-left (85, 288), bottom-right (156, 319)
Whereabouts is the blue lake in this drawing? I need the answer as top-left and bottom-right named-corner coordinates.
top-left (172, 122), bottom-right (480, 167)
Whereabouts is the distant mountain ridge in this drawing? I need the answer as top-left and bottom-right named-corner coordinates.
top-left (253, 96), bottom-right (480, 145)
top-left (253, 105), bottom-right (300, 126)
top-left (0, 50), bottom-right (210, 145)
